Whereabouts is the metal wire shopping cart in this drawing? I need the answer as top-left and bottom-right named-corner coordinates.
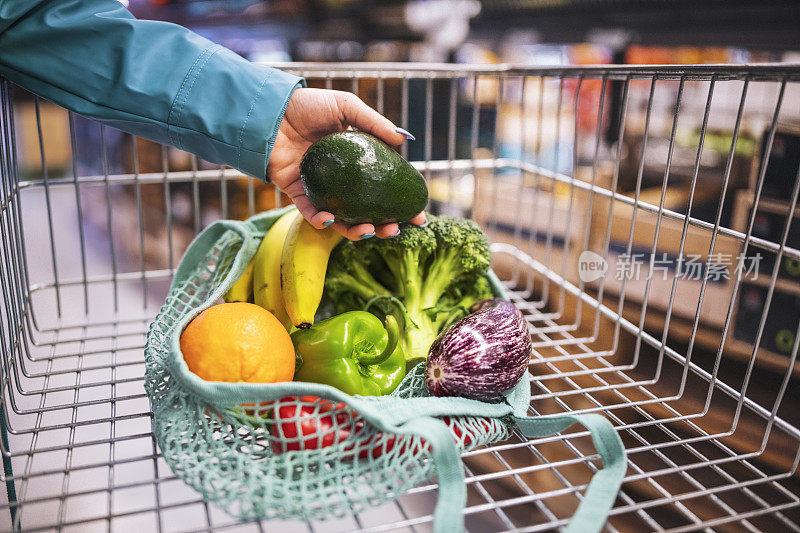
top-left (1, 62), bottom-right (800, 532)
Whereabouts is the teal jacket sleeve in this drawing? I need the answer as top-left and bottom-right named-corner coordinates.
top-left (0, 0), bottom-right (305, 180)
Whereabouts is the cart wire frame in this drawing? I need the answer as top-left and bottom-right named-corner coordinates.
top-left (0, 63), bottom-right (799, 531)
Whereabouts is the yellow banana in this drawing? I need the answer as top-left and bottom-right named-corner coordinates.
top-left (223, 258), bottom-right (255, 303)
top-left (281, 216), bottom-right (343, 329)
top-left (253, 209), bottom-right (299, 330)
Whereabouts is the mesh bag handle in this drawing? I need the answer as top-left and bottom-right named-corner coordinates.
top-left (339, 401), bottom-right (627, 533)
top-left (515, 414), bottom-right (627, 533)
top-left (148, 209), bottom-right (626, 533)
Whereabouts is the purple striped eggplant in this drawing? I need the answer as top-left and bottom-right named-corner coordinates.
top-left (425, 298), bottom-right (531, 403)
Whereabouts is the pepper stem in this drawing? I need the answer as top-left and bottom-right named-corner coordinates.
top-left (357, 315), bottom-right (399, 367)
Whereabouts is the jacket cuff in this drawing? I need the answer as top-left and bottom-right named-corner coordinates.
top-left (167, 45), bottom-right (305, 181)
top-left (239, 67), bottom-right (306, 181)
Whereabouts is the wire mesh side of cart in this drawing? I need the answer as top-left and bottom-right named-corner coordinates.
top-left (1, 63), bottom-right (800, 532)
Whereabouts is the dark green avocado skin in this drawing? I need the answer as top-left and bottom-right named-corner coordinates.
top-left (300, 131), bottom-right (428, 225)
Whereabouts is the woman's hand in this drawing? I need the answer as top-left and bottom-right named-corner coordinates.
top-left (267, 88), bottom-right (426, 240)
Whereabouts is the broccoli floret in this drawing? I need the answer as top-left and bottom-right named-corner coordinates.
top-left (387, 217), bottom-right (490, 362)
top-left (369, 223), bottom-right (436, 302)
top-left (324, 215), bottom-right (492, 366)
top-left (423, 217), bottom-right (491, 308)
top-left (325, 239), bottom-right (392, 311)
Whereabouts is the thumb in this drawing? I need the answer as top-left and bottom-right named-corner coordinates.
top-left (335, 91), bottom-right (406, 146)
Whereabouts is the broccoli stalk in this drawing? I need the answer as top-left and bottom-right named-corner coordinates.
top-left (325, 241), bottom-right (392, 303)
top-left (364, 227), bottom-right (437, 363)
top-left (421, 246), bottom-right (464, 308)
top-left (324, 265), bottom-right (388, 302)
top-left (324, 215), bottom-right (492, 367)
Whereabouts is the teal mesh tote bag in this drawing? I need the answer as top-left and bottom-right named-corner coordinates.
top-left (144, 207), bottom-right (627, 533)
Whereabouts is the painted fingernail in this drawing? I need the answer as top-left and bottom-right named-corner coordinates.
top-left (395, 127), bottom-right (415, 141)
top-left (389, 229), bottom-right (402, 238)
top-left (360, 232), bottom-right (375, 240)
top-left (419, 220), bottom-right (429, 228)
top-left (322, 220), bottom-right (334, 227)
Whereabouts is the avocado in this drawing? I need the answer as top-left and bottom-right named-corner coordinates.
top-left (300, 131), bottom-right (428, 225)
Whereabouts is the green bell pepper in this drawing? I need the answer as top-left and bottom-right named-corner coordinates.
top-left (292, 312), bottom-right (405, 396)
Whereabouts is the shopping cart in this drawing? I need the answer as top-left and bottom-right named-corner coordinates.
top-left (1, 62), bottom-right (799, 532)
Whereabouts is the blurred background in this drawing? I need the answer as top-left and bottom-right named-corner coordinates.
top-left (127, 0), bottom-right (800, 65)
top-left (12, 0), bottom-right (800, 381)
top-left (6, 2), bottom-right (800, 531)
top-left (15, 0), bottom-right (800, 245)
top-left (13, 0), bottom-right (800, 306)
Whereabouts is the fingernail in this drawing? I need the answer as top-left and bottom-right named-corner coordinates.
top-left (395, 127), bottom-right (415, 141)
top-left (419, 220), bottom-right (429, 228)
top-left (322, 220), bottom-right (334, 227)
top-left (360, 232), bottom-right (375, 240)
top-left (389, 229), bottom-right (401, 238)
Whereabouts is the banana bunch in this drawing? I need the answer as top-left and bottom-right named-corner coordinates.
top-left (231, 209), bottom-right (343, 330)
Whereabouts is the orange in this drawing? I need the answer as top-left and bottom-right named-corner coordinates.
top-left (180, 302), bottom-right (295, 383)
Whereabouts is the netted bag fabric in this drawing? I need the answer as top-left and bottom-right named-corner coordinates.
top-left (144, 208), bottom-right (626, 533)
